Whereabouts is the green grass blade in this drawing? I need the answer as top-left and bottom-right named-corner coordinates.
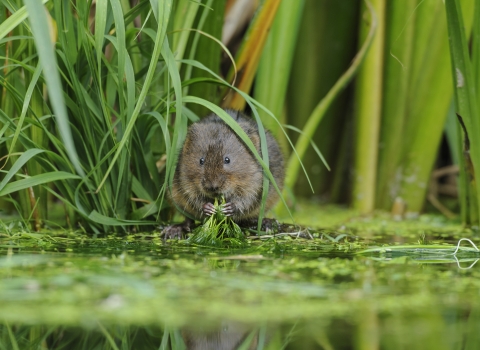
top-left (5, 323), bottom-right (20, 350)
top-left (95, 0), bottom-right (108, 72)
top-left (88, 210), bottom-right (155, 226)
top-left (284, 0), bottom-right (377, 192)
top-left (0, 148), bottom-right (44, 193)
top-left (0, 0), bottom-right (47, 41)
top-left (179, 58), bottom-right (313, 205)
top-left (8, 62), bottom-right (42, 159)
top-left (24, 0), bottom-right (85, 177)
top-left (162, 38), bottom-right (185, 192)
top-left (0, 171), bottom-right (80, 196)
top-left (445, 0), bottom-right (480, 222)
top-left (110, 0), bottom-right (126, 117)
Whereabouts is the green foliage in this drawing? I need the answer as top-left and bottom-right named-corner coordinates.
top-left (278, 0), bottom-right (477, 220)
top-left (0, 0), bottom-right (300, 233)
top-left (3, 0), bottom-right (480, 230)
top-left (445, 0), bottom-right (480, 225)
top-left (2, 0), bottom-right (177, 231)
top-left (188, 197), bottom-right (246, 248)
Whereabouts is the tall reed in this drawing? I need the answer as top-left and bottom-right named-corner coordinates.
top-left (445, 0), bottom-right (480, 225)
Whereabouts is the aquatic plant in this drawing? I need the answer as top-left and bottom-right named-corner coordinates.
top-left (188, 197), bottom-right (247, 248)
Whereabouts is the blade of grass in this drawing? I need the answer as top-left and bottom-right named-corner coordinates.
top-left (284, 0), bottom-right (377, 192)
top-left (95, 0), bottom-right (108, 73)
top-left (445, 0), bottom-right (480, 222)
top-left (0, 171), bottom-right (80, 196)
top-left (24, 0), bottom-right (85, 177)
top-left (7, 62), bottom-right (41, 161)
top-left (88, 210), bottom-right (155, 226)
top-left (0, 148), bottom-right (44, 193)
top-left (0, 0), bottom-right (47, 41)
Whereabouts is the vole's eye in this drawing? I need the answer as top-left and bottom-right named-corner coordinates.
top-left (199, 157), bottom-right (205, 165)
top-left (224, 157), bottom-right (230, 164)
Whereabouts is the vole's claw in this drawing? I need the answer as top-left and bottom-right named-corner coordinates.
top-left (222, 202), bottom-right (235, 216)
top-left (203, 202), bottom-right (216, 216)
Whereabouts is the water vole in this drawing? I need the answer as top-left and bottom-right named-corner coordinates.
top-left (163, 109), bottom-right (284, 238)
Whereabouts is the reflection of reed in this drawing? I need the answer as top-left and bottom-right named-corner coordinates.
top-left (183, 321), bottom-right (270, 350)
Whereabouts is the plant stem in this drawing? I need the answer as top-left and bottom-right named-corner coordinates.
top-left (352, 0), bottom-right (385, 213)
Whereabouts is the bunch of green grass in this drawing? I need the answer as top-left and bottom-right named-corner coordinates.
top-left (188, 197), bottom-right (247, 248)
top-left (0, 0), bottom-right (291, 233)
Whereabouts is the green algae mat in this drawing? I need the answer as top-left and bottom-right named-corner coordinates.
top-left (1, 206), bottom-right (480, 349)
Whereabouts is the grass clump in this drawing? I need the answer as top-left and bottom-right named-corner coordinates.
top-left (188, 197), bottom-right (247, 248)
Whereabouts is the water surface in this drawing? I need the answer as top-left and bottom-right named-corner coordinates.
top-left (0, 210), bottom-right (479, 349)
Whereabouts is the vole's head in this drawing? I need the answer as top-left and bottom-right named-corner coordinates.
top-left (180, 117), bottom-right (261, 200)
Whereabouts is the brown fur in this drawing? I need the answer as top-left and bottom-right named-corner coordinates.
top-left (170, 110), bottom-right (284, 223)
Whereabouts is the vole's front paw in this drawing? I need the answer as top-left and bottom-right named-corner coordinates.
top-left (221, 202), bottom-right (236, 217)
top-left (203, 202), bottom-right (216, 216)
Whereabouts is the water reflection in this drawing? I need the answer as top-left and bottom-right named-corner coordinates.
top-left (2, 307), bottom-right (480, 350)
top-left (2, 234), bottom-right (480, 349)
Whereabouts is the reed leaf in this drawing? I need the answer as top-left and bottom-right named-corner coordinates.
top-left (223, 0), bottom-right (281, 110)
top-left (0, 172), bottom-right (80, 197)
top-left (284, 0), bottom-right (376, 192)
top-left (286, 0), bottom-right (360, 198)
top-left (445, 0), bottom-right (480, 223)
top-left (254, 0), bottom-right (305, 137)
top-left (398, 0), bottom-right (474, 215)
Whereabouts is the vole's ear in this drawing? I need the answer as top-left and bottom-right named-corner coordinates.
top-left (187, 124), bottom-right (201, 141)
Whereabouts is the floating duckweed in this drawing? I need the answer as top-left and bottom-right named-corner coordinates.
top-left (188, 197), bottom-right (247, 248)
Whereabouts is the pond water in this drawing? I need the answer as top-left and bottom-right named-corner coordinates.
top-left (1, 207), bottom-right (479, 349)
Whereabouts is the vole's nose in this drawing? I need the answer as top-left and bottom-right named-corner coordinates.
top-left (205, 185), bottom-right (219, 193)
top-left (202, 179), bottom-right (223, 194)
